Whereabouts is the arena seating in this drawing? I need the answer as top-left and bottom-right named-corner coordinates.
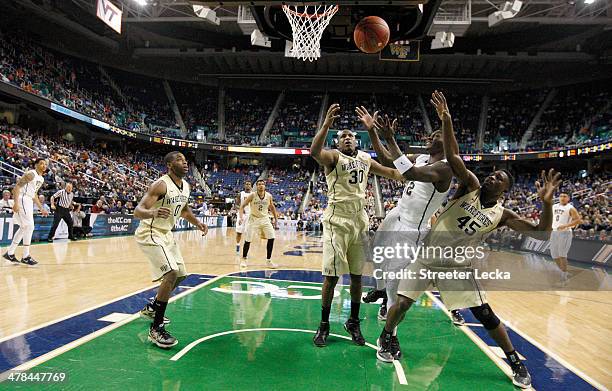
top-left (528, 83), bottom-right (612, 150)
top-left (1, 32), bottom-right (610, 152)
top-left (426, 93), bottom-right (481, 152)
top-left (172, 82), bottom-right (218, 140)
top-left (271, 91), bottom-right (322, 147)
top-left (265, 167), bottom-right (310, 217)
top-left (485, 90), bottom-right (547, 146)
top-left (224, 88), bottom-right (277, 145)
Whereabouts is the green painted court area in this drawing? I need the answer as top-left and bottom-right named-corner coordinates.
top-left (11, 276), bottom-right (515, 390)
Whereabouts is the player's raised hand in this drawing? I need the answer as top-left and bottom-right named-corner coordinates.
top-left (355, 106), bottom-right (378, 131)
top-left (323, 103), bottom-right (341, 128)
top-left (431, 90), bottom-right (450, 121)
top-left (374, 114), bottom-right (398, 142)
top-left (535, 169), bottom-right (561, 205)
top-left (154, 207), bottom-right (171, 219)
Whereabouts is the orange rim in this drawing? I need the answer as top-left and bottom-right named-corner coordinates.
top-left (282, 4), bottom-right (339, 19)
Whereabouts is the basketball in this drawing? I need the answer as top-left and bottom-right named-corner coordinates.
top-left (353, 16), bottom-right (390, 54)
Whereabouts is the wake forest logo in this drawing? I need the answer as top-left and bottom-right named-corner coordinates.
top-left (164, 195), bottom-right (189, 206)
top-left (458, 200), bottom-right (494, 228)
top-left (341, 159), bottom-right (368, 173)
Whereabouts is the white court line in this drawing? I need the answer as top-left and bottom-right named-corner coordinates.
top-left (0, 282), bottom-right (160, 344)
top-left (393, 361), bottom-right (408, 385)
top-left (2, 270), bottom-right (374, 375)
top-left (235, 275), bottom-right (607, 390)
top-left (170, 327), bottom-right (408, 386)
top-left (495, 314), bottom-right (608, 391)
top-left (2, 274), bottom-right (227, 375)
top-left (424, 292), bottom-right (530, 390)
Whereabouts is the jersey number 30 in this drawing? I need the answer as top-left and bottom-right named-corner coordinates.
top-left (349, 169), bottom-right (364, 184)
top-left (457, 216), bottom-right (482, 235)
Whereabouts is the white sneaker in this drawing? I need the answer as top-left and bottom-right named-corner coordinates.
top-left (240, 259), bottom-right (247, 268)
top-left (266, 260), bottom-right (278, 269)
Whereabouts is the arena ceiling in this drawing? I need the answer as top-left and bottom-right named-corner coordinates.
top-left (2, 0), bottom-right (612, 87)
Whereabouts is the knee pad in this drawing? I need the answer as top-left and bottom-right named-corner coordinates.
top-left (469, 304), bottom-right (500, 330)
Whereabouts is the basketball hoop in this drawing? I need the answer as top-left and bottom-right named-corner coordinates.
top-left (282, 4), bottom-right (339, 62)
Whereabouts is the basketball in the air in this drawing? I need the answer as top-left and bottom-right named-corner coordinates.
top-left (353, 16), bottom-right (390, 54)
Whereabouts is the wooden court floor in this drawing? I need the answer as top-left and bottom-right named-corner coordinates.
top-left (1, 227), bottom-right (610, 388)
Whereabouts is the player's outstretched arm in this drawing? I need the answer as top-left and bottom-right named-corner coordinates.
top-left (355, 106), bottom-right (392, 167)
top-left (432, 90), bottom-right (479, 191)
top-left (239, 193), bottom-right (254, 223)
top-left (310, 103), bottom-right (340, 169)
top-left (134, 180), bottom-right (170, 220)
top-left (181, 206), bottom-right (209, 236)
top-left (500, 169), bottom-right (561, 240)
top-left (375, 115), bottom-right (452, 189)
top-left (12, 171), bottom-right (34, 214)
top-left (369, 159), bottom-right (405, 182)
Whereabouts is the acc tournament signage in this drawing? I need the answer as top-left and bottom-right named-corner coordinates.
top-left (96, 0), bottom-right (123, 34)
top-left (0, 214), bottom-right (228, 245)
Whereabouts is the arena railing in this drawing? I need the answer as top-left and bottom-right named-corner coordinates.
top-left (0, 79), bottom-right (610, 161)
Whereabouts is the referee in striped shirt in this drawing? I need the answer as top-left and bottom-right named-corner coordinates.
top-left (47, 182), bottom-right (76, 241)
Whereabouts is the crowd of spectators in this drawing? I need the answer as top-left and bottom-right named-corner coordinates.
top-left (224, 89), bottom-right (277, 145)
top-left (486, 90), bottom-right (547, 146)
top-left (0, 32), bottom-right (175, 137)
top-left (504, 171), bottom-right (610, 240)
top-left (172, 82), bottom-right (218, 141)
top-left (529, 84), bottom-right (612, 151)
top-left (0, 123), bottom-right (208, 212)
top-left (426, 93), bottom-right (481, 152)
top-left (1, 30), bottom-right (610, 153)
top-left (265, 166), bottom-right (310, 217)
top-left (271, 92), bottom-right (322, 147)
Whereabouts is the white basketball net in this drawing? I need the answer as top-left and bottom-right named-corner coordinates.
top-left (282, 4), bottom-right (339, 62)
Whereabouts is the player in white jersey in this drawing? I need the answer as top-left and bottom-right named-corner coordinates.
top-left (239, 179), bottom-right (278, 269)
top-left (3, 158), bottom-right (49, 266)
top-left (311, 104), bottom-right (406, 347)
top-left (134, 151), bottom-right (209, 349)
top-left (376, 91), bottom-right (561, 389)
top-left (357, 107), bottom-right (464, 326)
top-left (235, 181), bottom-right (253, 254)
top-left (550, 192), bottom-right (581, 273)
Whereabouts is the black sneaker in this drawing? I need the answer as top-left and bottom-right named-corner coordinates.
top-left (344, 318), bottom-right (365, 346)
top-left (390, 335), bottom-right (402, 360)
top-left (363, 289), bottom-right (387, 303)
top-left (313, 321), bottom-right (330, 347)
top-left (148, 325), bottom-right (178, 349)
top-left (20, 256), bottom-right (38, 266)
top-left (451, 310), bottom-right (465, 326)
top-left (376, 331), bottom-right (394, 363)
top-left (140, 303), bottom-right (171, 325)
top-left (3, 253), bottom-right (19, 264)
top-left (511, 363), bottom-right (532, 389)
top-left (377, 300), bottom-right (388, 321)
